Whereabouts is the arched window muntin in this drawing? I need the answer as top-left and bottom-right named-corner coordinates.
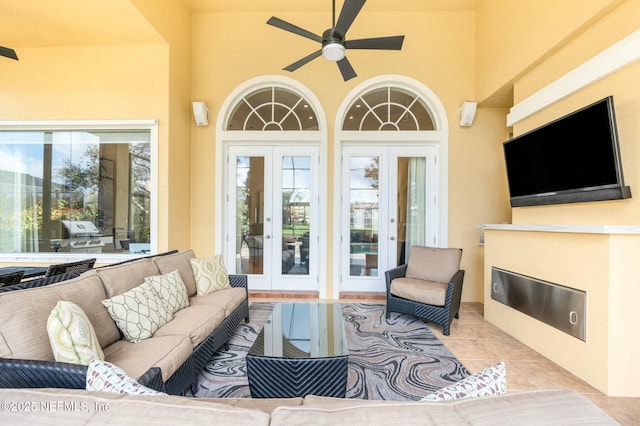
top-left (342, 86), bottom-right (436, 131)
top-left (227, 86), bottom-right (319, 131)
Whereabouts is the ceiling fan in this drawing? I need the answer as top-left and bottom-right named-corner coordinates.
top-left (0, 46), bottom-right (19, 61)
top-left (267, 0), bottom-right (404, 81)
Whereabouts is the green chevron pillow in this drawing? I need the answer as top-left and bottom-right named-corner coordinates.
top-left (101, 281), bottom-right (173, 343)
top-left (47, 301), bottom-right (105, 365)
top-left (145, 269), bottom-right (189, 314)
top-left (190, 255), bottom-right (231, 296)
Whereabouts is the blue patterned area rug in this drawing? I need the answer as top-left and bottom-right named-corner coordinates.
top-left (194, 302), bottom-right (469, 401)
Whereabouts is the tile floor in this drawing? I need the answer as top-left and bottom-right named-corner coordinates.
top-left (250, 295), bottom-right (640, 425)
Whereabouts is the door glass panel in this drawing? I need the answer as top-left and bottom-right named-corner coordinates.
top-left (281, 156), bottom-right (311, 275)
top-left (236, 156), bottom-right (264, 274)
top-left (349, 156), bottom-right (379, 277)
top-left (397, 157), bottom-right (426, 265)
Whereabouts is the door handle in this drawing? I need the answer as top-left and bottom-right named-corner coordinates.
top-left (390, 236), bottom-right (395, 240)
top-left (265, 234), bottom-right (271, 239)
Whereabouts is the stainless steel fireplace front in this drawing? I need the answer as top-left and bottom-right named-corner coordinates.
top-left (491, 267), bottom-right (586, 341)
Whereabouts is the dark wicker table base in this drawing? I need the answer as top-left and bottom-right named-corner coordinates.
top-left (246, 354), bottom-right (347, 398)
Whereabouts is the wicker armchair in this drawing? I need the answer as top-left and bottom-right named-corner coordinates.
top-left (385, 246), bottom-right (464, 336)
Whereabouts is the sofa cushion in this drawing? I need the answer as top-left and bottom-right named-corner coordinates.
top-left (189, 287), bottom-right (247, 316)
top-left (96, 258), bottom-right (161, 298)
top-left (102, 282), bottom-right (174, 343)
top-left (47, 300), bottom-right (105, 365)
top-left (102, 334), bottom-right (193, 382)
top-left (86, 359), bottom-right (166, 395)
top-left (190, 256), bottom-right (231, 296)
top-left (153, 249), bottom-right (198, 297)
top-left (0, 273), bottom-right (119, 361)
top-left (154, 305), bottom-right (226, 348)
top-left (145, 269), bottom-right (189, 314)
top-left (405, 246), bottom-right (462, 284)
top-left (421, 361), bottom-right (506, 401)
top-left (297, 390), bottom-right (617, 425)
top-left (390, 277), bottom-right (448, 306)
top-left (0, 388), bottom-right (271, 426)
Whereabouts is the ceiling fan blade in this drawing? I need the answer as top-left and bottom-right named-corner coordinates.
top-left (0, 46), bottom-right (18, 61)
top-left (334, 0), bottom-right (366, 39)
top-left (267, 17), bottom-right (323, 43)
top-left (283, 49), bottom-right (323, 72)
top-left (337, 56), bottom-right (357, 81)
top-left (345, 35), bottom-right (404, 50)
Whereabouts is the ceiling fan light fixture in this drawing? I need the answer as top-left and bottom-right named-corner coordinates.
top-left (322, 42), bottom-right (345, 62)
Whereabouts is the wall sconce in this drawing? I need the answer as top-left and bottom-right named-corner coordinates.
top-left (192, 101), bottom-right (209, 126)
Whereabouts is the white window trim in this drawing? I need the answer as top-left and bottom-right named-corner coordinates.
top-left (332, 75), bottom-right (450, 299)
top-left (0, 119), bottom-right (158, 264)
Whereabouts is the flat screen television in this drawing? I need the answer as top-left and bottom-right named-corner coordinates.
top-left (503, 96), bottom-right (631, 207)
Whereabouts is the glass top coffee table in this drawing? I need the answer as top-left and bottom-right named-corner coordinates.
top-left (246, 302), bottom-right (349, 398)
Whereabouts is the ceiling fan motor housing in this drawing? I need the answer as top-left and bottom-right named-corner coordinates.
top-left (322, 29), bottom-right (346, 61)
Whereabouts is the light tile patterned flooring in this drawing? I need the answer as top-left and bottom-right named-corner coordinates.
top-left (250, 296), bottom-right (640, 425)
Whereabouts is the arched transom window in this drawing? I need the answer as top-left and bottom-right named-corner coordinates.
top-left (227, 86), bottom-right (319, 131)
top-left (342, 86), bottom-right (435, 131)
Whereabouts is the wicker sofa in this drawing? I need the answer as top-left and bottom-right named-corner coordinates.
top-left (0, 249), bottom-right (249, 395)
top-left (0, 388), bottom-right (618, 425)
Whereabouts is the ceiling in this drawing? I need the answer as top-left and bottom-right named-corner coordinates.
top-left (0, 0), bottom-right (478, 47)
top-left (182, 0), bottom-right (478, 13)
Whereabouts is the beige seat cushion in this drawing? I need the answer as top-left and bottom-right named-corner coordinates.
top-left (189, 287), bottom-right (246, 316)
top-left (298, 390), bottom-right (618, 425)
top-left (0, 388), bottom-right (271, 426)
top-left (154, 305), bottom-right (227, 348)
top-left (405, 246), bottom-right (462, 284)
top-left (153, 250), bottom-right (198, 297)
top-left (390, 277), bottom-right (448, 306)
top-left (102, 334), bottom-right (192, 382)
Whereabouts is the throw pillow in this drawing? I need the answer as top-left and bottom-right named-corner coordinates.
top-left (145, 269), bottom-right (189, 314)
top-left (86, 359), bottom-right (166, 395)
top-left (190, 255), bottom-right (231, 296)
top-left (421, 361), bottom-right (506, 401)
top-left (101, 281), bottom-right (173, 343)
top-left (47, 301), bottom-right (105, 365)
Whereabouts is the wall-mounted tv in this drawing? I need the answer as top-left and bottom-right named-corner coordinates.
top-left (503, 96), bottom-right (631, 207)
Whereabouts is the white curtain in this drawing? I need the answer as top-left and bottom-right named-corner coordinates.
top-left (405, 157), bottom-right (426, 263)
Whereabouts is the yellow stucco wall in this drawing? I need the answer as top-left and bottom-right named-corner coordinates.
top-left (475, 0), bottom-right (623, 105)
top-left (481, 0), bottom-right (640, 396)
top-left (189, 10), bottom-right (510, 300)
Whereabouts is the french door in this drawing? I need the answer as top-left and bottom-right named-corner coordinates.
top-left (226, 145), bottom-right (319, 291)
top-left (340, 145), bottom-right (437, 292)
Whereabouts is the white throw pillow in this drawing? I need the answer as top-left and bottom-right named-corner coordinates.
top-left (421, 361), bottom-right (506, 401)
top-left (190, 255), bottom-right (231, 296)
top-left (145, 269), bottom-right (189, 314)
top-left (101, 281), bottom-right (173, 343)
top-left (86, 359), bottom-right (166, 395)
top-left (47, 301), bottom-right (104, 365)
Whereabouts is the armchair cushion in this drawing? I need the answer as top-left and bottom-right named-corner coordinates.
top-left (405, 246), bottom-right (462, 284)
top-left (390, 278), bottom-right (448, 306)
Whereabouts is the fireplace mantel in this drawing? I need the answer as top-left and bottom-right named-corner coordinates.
top-left (482, 225), bottom-right (640, 397)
